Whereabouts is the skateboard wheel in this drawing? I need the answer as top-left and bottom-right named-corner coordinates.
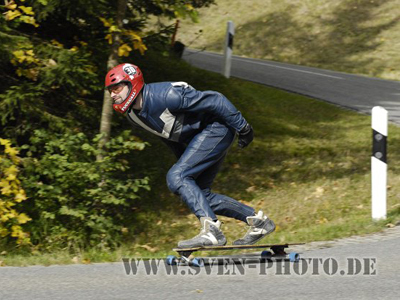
top-left (261, 250), bottom-right (272, 259)
top-left (166, 255), bottom-right (177, 266)
top-left (191, 258), bottom-right (204, 267)
top-left (289, 252), bottom-right (300, 262)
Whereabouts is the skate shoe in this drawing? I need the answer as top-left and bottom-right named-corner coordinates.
top-left (177, 217), bottom-right (227, 248)
top-left (233, 210), bottom-right (275, 245)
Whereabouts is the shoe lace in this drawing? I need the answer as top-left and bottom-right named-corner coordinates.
top-left (239, 224), bottom-right (255, 238)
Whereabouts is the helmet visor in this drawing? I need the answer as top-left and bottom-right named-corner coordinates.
top-left (107, 82), bottom-right (126, 94)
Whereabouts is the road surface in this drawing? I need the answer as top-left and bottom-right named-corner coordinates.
top-left (182, 49), bottom-right (400, 124)
top-left (1, 226), bottom-right (399, 299)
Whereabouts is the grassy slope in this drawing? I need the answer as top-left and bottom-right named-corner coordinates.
top-left (177, 0), bottom-right (400, 80)
top-left (4, 53), bottom-right (400, 266)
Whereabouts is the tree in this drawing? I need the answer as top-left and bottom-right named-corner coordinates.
top-left (97, 0), bottom-right (128, 162)
top-left (0, 0), bottom-right (215, 249)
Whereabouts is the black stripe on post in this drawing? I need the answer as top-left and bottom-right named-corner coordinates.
top-left (228, 33), bottom-right (233, 49)
top-left (372, 129), bottom-right (387, 163)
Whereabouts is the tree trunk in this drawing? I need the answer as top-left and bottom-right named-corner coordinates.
top-left (97, 0), bottom-right (128, 161)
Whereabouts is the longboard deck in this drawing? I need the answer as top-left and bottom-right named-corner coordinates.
top-left (168, 243), bottom-right (305, 266)
top-left (173, 243), bottom-right (304, 253)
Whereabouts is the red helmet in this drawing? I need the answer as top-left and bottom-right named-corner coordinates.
top-left (105, 63), bottom-right (145, 113)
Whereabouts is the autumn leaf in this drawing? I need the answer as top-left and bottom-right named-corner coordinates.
top-left (5, 10), bottom-right (22, 21)
top-left (105, 34), bottom-right (113, 45)
top-left (14, 191), bottom-right (27, 203)
top-left (51, 39), bottom-right (64, 48)
top-left (118, 44), bottom-right (132, 57)
top-left (5, 3), bottom-right (17, 10)
top-left (19, 6), bottom-right (35, 15)
top-left (133, 41), bottom-right (147, 55)
top-left (19, 16), bottom-right (39, 27)
top-left (17, 213), bottom-right (31, 224)
top-left (99, 17), bottom-right (112, 28)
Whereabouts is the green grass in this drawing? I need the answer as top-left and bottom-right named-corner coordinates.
top-left (176, 0), bottom-right (400, 80)
top-left (2, 53), bottom-right (400, 266)
top-left (137, 75), bottom-right (400, 253)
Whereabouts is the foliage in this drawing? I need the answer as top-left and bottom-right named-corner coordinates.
top-left (0, 138), bottom-right (31, 246)
top-left (19, 130), bottom-right (149, 249)
top-left (0, 0), bottom-right (216, 138)
top-left (0, 0), bottom-right (215, 252)
top-left (3, 0), bottom-right (39, 27)
top-left (0, 2), bottom-right (102, 142)
top-left (100, 16), bottom-right (148, 56)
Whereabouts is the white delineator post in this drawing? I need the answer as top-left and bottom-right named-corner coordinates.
top-left (222, 21), bottom-right (234, 78)
top-left (371, 106), bottom-right (388, 220)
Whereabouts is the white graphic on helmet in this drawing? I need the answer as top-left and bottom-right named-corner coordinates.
top-left (121, 92), bottom-right (136, 112)
top-left (123, 64), bottom-right (137, 80)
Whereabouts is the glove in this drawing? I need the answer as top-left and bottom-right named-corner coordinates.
top-left (238, 123), bottom-right (253, 148)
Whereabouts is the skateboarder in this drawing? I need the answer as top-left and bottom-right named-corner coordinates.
top-left (105, 63), bottom-right (275, 248)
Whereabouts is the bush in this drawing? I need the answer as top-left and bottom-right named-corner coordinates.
top-left (20, 129), bottom-right (150, 250)
top-left (0, 138), bottom-right (31, 246)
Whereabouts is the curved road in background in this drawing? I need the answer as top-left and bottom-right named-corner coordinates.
top-left (183, 48), bottom-right (400, 125)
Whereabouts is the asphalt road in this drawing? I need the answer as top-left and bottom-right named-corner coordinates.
top-left (182, 49), bottom-right (400, 124)
top-left (1, 227), bottom-right (399, 299)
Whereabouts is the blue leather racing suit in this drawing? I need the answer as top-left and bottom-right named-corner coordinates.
top-left (126, 82), bottom-right (255, 222)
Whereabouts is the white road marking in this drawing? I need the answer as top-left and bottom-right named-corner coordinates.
top-left (189, 50), bottom-right (344, 80)
top-left (233, 57), bottom-right (344, 80)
